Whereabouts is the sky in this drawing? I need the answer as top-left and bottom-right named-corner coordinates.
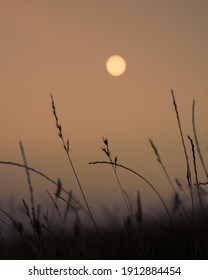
top-left (0, 0), bottom-right (208, 224)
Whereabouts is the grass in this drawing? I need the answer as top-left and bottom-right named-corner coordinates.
top-left (0, 89), bottom-right (208, 259)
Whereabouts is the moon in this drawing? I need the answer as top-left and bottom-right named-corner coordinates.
top-left (106, 55), bottom-right (127, 77)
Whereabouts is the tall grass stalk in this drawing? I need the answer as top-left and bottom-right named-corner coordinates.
top-left (149, 138), bottom-right (176, 193)
top-left (171, 90), bottom-right (195, 221)
top-left (22, 199), bottom-right (45, 259)
top-left (101, 138), bottom-right (132, 215)
top-left (47, 190), bottom-right (63, 223)
top-left (49, 178), bottom-right (62, 224)
top-left (50, 95), bottom-right (99, 236)
top-left (192, 100), bottom-right (208, 178)
top-left (101, 138), bottom-right (145, 258)
top-left (149, 139), bottom-right (190, 218)
top-left (19, 141), bottom-right (35, 214)
top-left (46, 190), bottom-right (74, 258)
top-left (188, 136), bottom-right (207, 222)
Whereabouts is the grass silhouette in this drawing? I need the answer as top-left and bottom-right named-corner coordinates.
top-left (0, 90), bottom-right (208, 259)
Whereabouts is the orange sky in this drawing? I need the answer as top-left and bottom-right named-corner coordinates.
top-left (1, 0), bottom-right (208, 223)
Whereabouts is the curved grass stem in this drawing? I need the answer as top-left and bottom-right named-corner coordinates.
top-left (89, 160), bottom-right (173, 227)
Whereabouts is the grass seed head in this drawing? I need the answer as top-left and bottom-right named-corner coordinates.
top-left (101, 147), bottom-right (110, 157)
top-left (103, 137), bottom-right (108, 146)
top-left (55, 178), bottom-right (62, 198)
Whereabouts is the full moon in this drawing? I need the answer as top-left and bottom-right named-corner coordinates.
top-left (106, 55), bottom-right (127, 77)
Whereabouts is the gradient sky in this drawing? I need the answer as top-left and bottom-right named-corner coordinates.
top-left (1, 0), bottom-right (208, 222)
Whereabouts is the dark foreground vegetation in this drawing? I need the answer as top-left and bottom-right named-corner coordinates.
top-left (1, 213), bottom-right (208, 259)
top-left (1, 90), bottom-right (208, 259)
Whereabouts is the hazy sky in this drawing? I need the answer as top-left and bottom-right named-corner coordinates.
top-left (1, 0), bottom-right (208, 222)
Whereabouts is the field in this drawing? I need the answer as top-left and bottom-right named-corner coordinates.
top-left (1, 90), bottom-right (208, 260)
